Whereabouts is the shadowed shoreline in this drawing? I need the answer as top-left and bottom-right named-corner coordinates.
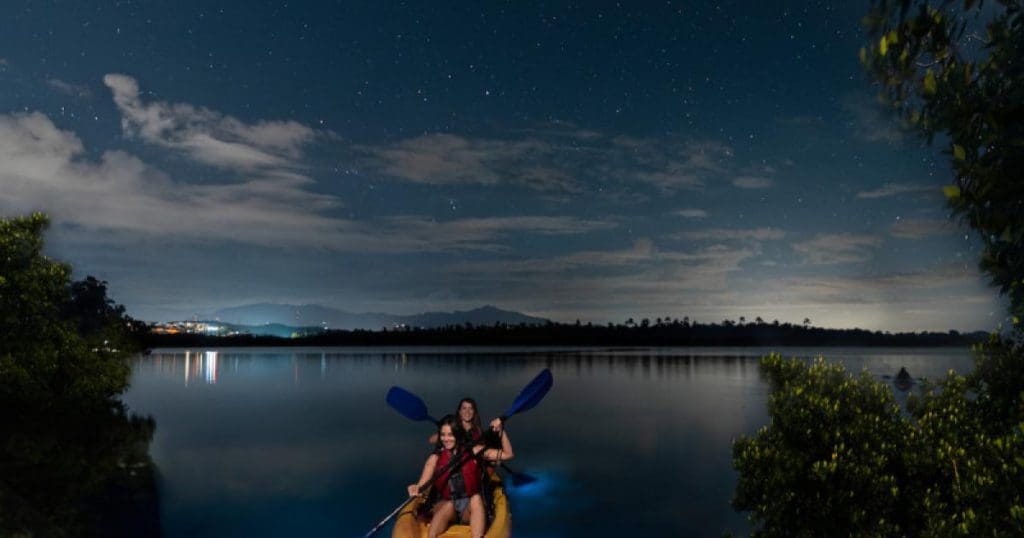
top-left (143, 320), bottom-right (988, 348)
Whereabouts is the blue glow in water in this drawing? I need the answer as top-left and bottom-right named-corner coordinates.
top-left (123, 347), bottom-right (973, 536)
top-left (505, 471), bottom-right (554, 498)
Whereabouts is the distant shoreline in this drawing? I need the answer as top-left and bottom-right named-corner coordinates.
top-left (142, 323), bottom-right (989, 349)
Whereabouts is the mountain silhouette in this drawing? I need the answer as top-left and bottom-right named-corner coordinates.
top-left (210, 303), bottom-right (548, 330)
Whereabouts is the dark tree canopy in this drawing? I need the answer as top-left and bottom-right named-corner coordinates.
top-left (862, 0), bottom-right (1024, 328)
top-left (731, 3), bottom-right (1024, 535)
top-left (0, 213), bottom-right (138, 406)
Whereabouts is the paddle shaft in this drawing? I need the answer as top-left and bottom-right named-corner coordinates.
top-left (371, 369), bottom-right (551, 535)
top-left (363, 444), bottom-right (477, 538)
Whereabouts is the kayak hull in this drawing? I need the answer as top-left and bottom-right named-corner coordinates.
top-left (392, 472), bottom-right (510, 538)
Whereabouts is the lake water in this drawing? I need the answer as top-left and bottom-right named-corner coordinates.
top-left (123, 346), bottom-right (974, 537)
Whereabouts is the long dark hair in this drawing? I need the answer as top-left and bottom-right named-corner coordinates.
top-left (435, 414), bottom-right (467, 452)
top-left (456, 397), bottom-right (483, 437)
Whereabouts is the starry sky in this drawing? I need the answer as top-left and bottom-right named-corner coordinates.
top-left (0, 1), bottom-right (1008, 330)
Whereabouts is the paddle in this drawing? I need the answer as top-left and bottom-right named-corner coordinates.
top-left (386, 375), bottom-right (548, 485)
top-left (363, 444), bottom-right (477, 538)
top-left (365, 369), bottom-right (553, 537)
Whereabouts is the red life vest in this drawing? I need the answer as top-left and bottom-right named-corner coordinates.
top-left (434, 448), bottom-right (482, 500)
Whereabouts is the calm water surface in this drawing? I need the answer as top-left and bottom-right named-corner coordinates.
top-left (123, 346), bottom-right (973, 537)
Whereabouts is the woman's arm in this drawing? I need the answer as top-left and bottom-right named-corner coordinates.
top-left (407, 453), bottom-right (438, 497)
top-left (474, 429), bottom-right (514, 463)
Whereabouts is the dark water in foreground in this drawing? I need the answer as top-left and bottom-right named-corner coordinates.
top-left (122, 346), bottom-right (972, 537)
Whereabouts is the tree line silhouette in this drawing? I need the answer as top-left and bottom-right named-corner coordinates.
top-left (144, 317), bottom-right (985, 348)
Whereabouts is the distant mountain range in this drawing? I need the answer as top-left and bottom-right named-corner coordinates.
top-left (209, 303), bottom-right (550, 330)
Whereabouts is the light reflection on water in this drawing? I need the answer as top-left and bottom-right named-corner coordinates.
top-left (125, 346), bottom-right (972, 537)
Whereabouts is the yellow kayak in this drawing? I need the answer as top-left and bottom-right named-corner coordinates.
top-left (391, 471), bottom-right (510, 538)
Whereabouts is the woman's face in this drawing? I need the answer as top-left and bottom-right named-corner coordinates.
top-left (439, 424), bottom-right (457, 450)
top-left (458, 401), bottom-right (476, 423)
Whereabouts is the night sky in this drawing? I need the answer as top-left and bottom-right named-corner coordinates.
top-left (0, 1), bottom-right (1007, 330)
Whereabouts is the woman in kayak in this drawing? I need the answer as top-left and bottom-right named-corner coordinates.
top-left (429, 398), bottom-right (503, 446)
top-left (408, 414), bottom-right (513, 538)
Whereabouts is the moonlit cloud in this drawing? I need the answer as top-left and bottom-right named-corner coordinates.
top-left (441, 241), bottom-right (759, 318)
top-left (671, 227), bottom-right (786, 242)
top-left (675, 208), bottom-right (708, 218)
top-left (890, 217), bottom-right (956, 239)
top-left (0, 109), bottom-right (608, 255)
top-left (856, 182), bottom-right (935, 199)
top-left (791, 233), bottom-right (881, 265)
top-left (361, 131), bottom-right (736, 194)
top-left (842, 92), bottom-right (907, 145)
top-left (104, 73), bottom-right (318, 171)
top-left (731, 176), bottom-right (774, 189)
top-left (47, 78), bottom-right (92, 98)
top-left (0, 111), bottom-right (347, 248)
top-left (359, 133), bottom-right (580, 192)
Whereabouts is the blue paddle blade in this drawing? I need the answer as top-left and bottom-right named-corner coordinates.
top-left (386, 386), bottom-right (437, 423)
top-left (502, 369), bottom-right (553, 418)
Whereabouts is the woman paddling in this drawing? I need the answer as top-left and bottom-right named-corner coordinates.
top-left (429, 398), bottom-right (503, 447)
top-left (407, 415), bottom-right (513, 538)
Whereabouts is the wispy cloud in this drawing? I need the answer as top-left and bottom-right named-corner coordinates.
top-left (104, 73), bottom-right (320, 172)
top-left (841, 92), bottom-right (906, 145)
top-left (443, 241), bottom-right (758, 312)
top-left (366, 215), bottom-right (617, 253)
top-left (0, 106), bottom-right (608, 253)
top-left (671, 227), bottom-right (786, 242)
top-left (623, 138), bottom-right (733, 191)
top-left (674, 208), bottom-right (708, 218)
top-left (791, 233), bottom-right (881, 265)
top-left (731, 176), bottom-right (774, 189)
top-left (360, 131), bottom-right (736, 195)
top-left (773, 263), bottom-right (984, 302)
top-left (856, 182), bottom-right (934, 199)
top-left (357, 133), bottom-right (580, 192)
top-left (0, 111), bottom-right (346, 248)
top-left (890, 217), bottom-right (955, 239)
top-left (47, 78), bottom-right (92, 98)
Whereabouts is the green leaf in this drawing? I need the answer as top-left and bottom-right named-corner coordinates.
top-left (924, 69), bottom-right (937, 95)
top-left (880, 34), bottom-right (888, 56)
top-left (953, 144), bottom-right (966, 160)
top-left (943, 185), bottom-right (961, 199)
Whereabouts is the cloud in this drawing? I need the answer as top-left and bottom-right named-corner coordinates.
top-left (365, 215), bottom-right (617, 253)
top-left (358, 133), bottom-right (580, 192)
top-left (103, 73), bottom-right (318, 171)
top-left (0, 111), bottom-right (346, 248)
top-left (674, 208), bottom-right (708, 218)
top-left (0, 110), bottom-right (608, 254)
top-left (771, 262), bottom-right (984, 303)
top-left (625, 139), bottom-right (733, 191)
top-left (443, 241), bottom-right (758, 311)
top-left (855, 182), bottom-right (935, 199)
top-left (671, 227), bottom-right (786, 242)
top-left (360, 130), bottom-right (736, 194)
top-left (47, 78), bottom-right (92, 98)
top-left (890, 217), bottom-right (955, 239)
top-left (841, 92), bottom-right (907, 145)
top-left (731, 176), bottom-right (774, 189)
top-left (791, 233), bottom-right (881, 265)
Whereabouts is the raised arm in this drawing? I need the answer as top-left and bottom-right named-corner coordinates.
top-left (407, 453), bottom-right (438, 497)
top-left (474, 421), bottom-right (514, 463)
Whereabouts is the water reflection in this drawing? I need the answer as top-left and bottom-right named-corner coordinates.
top-left (125, 346), bottom-right (972, 537)
top-left (0, 403), bottom-right (160, 537)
